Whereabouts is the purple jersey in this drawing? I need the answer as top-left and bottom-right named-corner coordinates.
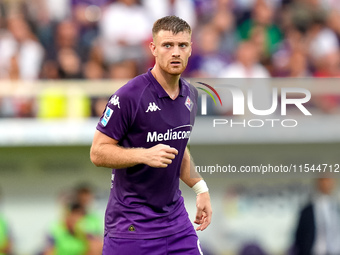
top-left (96, 68), bottom-right (198, 239)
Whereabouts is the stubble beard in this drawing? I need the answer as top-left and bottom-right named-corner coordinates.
top-left (162, 62), bottom-right (187, 76)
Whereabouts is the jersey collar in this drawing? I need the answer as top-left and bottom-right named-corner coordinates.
top-left (147, 68), bottom-right (187, 99)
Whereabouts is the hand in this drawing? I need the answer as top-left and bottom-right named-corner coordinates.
top-left (194, 192), bottom-right (212, 231)
top-left (143, 144), bottom-right (178, 168)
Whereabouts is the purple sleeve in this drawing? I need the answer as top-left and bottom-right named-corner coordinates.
top-left (96, 90), bottom-right (135, 141)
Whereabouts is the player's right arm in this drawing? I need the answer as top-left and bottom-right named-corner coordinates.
top-left (90, 130), bottom-right (178, 169)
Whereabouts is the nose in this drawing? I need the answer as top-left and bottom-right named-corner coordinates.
top-left (172, 46), bottom-right (180, 58)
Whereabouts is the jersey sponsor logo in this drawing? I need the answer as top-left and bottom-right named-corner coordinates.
top-left (110, 95), bottom-right (120, 109)
top-left (185, 96), bottom-right (193, 112)
top-left (146, 102), bottom-right (161, 112)
top-left (101, 106), bottom-right (113, 127)
top-left (146, 125), bottom-right (192, 142)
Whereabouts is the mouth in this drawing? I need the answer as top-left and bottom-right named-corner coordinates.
top-left (170, 61), bottom-right (181, 66)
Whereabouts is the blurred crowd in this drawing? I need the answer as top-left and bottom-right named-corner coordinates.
top-left (0, 0), bottom-right (340, 117)
top-left (0, 183), bottom-right (103, 255)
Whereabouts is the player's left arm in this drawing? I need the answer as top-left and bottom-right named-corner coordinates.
top-left (180, 147), bottom-right (212, 231)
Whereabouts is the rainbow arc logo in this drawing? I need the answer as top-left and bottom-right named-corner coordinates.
top-left (196, 82), bottom-right (222, 115)
top-left (196, 82), bottom-right (223, 106)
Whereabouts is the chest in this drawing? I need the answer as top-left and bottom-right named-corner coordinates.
top-left (129, 95), bottom-right (196, 146)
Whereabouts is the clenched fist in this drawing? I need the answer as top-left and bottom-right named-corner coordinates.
top-left (142, 144), bottom-right (178, 168)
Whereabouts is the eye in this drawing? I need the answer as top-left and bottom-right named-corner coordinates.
top-left (164, 44), bottom-right (171, 48)
top-left (180, 44), bottom-right (187, 48)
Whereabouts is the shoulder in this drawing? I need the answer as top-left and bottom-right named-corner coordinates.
top-left (108, 73), bottom-right (151, 108)
top-left (181, 78), bottom-right (198, 98)
top-left (298, 202), bottom-right (314, 221)
top-left (116, 73), bottom-right (150, 97)
top-left (48, 222), bottom-right (66, 238)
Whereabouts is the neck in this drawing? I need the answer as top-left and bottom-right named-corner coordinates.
top-left (151, 65), bottom-right (180, 99)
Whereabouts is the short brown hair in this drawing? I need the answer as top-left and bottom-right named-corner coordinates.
top-left (152, 16), bottom-right (191, 38)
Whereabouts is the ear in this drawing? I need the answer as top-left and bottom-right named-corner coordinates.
top-left (189, 41), bottom-right (193, 57)
top-left (149, 41), bottom-right (157, 57)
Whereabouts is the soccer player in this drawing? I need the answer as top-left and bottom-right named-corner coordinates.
top-left (42, 202), bottom-right (102, 255)
top-left (90, 15), bottom-right (212, 254)
top-left (73, 184), bottom-right (103, 238)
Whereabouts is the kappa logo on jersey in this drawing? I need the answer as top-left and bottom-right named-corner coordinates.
top-left (185, 96), bottom-right (193, 112)
top-left (110, 95), bottom-right (120, 109)
top-left (101, 106), bottom-right (113, 127)
top-left (146, 102), bottom-right (161, 112)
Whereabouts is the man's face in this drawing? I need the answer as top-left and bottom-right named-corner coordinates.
top-left (317, 178), bottom-right (335, 195)
top-left (150, 30), bottom-right (192, 75)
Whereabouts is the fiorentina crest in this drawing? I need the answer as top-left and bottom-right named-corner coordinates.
top-left (185, 96), bottom-right (193, 112)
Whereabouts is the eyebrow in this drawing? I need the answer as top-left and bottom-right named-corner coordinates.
top-left (161, 41), bottom-right (190, 46)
